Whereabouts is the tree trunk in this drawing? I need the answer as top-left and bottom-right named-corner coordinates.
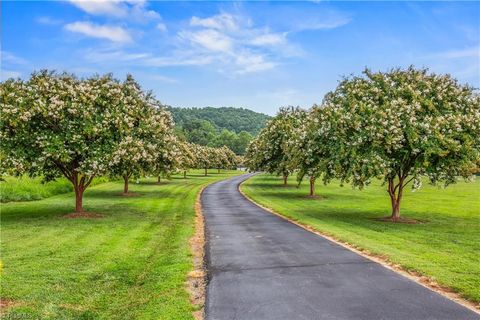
top-left (123, 175), bottom-right (129, 194)
top-left (309, 176), bottom-right (315, 197)
top-left (391, 198), bottom-right (401, 220)
top-left (283, 174), bottom-right (288, 186)
top-left (204, 168), bottom-right (208, 176)
top-left (74, 186), bottom-right (84, 212)
top-left (184, 170), bottom-right (187, 179)
top-left (157, 176), bottom-right (161, 183)
top-left (387, 176), bottom-right (405, 221)
top-left (217, 168), bottom-right (220, 173)
top-left (55, 163), bottom-right (94, 213)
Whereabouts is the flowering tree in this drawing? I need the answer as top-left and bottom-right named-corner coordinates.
top-left (192, 144), bottom-right (211, 176)
top-left (175, 141), bottom-right (197, 178)
top-left (322, 67), bottom-right (480, 221)
top-left (245, 106), bottom-right (306, 185)
top-left (290, 108), bottom-right (327, 196)
top-left (108, 75), bottom-right (175, 192)
top-left (222, 146), bottom-right (238, 170)
top-left (213, 146), bottom-right (237, 173)
top-left (190, 144), bottom-right (236, 176)
top-left (0, 71), bottom-right (129, 212)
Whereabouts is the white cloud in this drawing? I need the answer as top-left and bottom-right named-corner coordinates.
top-left (142, 54), bottom-right (214, 67)
top-left (65, 21), bottom-right (132, 43)
top-left (68, 10), bottom-right (343, 76)
top-left (179, 29), bottom-right (233, 53)
top-left (1, 69), bottom-right (22, 80)
top-left (36, 16), bottom-right (63, 26)
top-left (190, 13), bottom-right (241, 31)
top-left (435, 46), bottom-right (479, 59)
top-left (1, 51), bottom-right (28, 65)
top-left (177, 12), bottom-right (287, 74)
top-left (84, 49), bottom-right (150, 62)
top-left (69, 0), bottom-right (127, 17)
top-left (249, 33), bottom-right (286, 46)
top-left (82, 47), bottom-right (213, 68)
top-left (68, 0), bottom-right (160, 21)
top-left (156, 22), bottom-right (167, 32)
top-left (145, 74), bottom-right (178, 84)
top-left (295, 16), bottom-right (350, 31)
top-left (234, 52), bottom-right (276, 74)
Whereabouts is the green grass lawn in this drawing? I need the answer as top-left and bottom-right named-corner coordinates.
top-left (241, 174), bottom-right (480, 304)
top-left (1, 170), bottom-right (240, 319)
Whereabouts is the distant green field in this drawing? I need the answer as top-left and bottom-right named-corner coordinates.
top-left (1, 170), bottom-right (241, 319)
top-left (0, 176), bottom-right (109, 203)
top-left (241, 174), bottom-right (480, 303)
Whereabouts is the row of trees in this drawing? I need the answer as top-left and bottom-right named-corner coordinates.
top-left (0, 71), bottom-right (239, 212)
top-left (246, 67), bottom-right (480, 221)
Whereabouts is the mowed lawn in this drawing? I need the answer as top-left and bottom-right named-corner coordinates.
top-left (241, 174), bottom-right (480, 304)
top-left (1, 170), bottom-right (240, 319)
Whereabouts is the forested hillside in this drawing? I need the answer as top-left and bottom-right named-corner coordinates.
top-left (168, 107), bottom-right (270, 135)
top-left (167, 106), bottom-right (270, 154)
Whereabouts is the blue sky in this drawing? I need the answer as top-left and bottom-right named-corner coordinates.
top-left (2, 1), bottom-right (479, 115)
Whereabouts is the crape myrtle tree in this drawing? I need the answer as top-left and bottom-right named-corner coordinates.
top-left (193, 144), bottom-right (211, 176)
top-left (323, 66), bottom-right (480, 221)
top-left (244, 138), bottom-right (262, 171)
top-left (222, 146), bottom-right (238, 170)
top-left (290, 108), bottom-right (328, 197)
top-left (191, 145), bottom-right (236, 176)
top-left (214, 146), bottom-right (237, 172)
top-left (109, 75), bottom-right (175, 193)
top-left (176, 141), bottom-right (197, 178)
top-left (0, 71), bottom-right (129, 212)
top-left (245, 106), bottom-right (306, 186)
top-left (151, 134), bottom-right (179, 183)
top-left (235, 155), bottom-right (245, 169)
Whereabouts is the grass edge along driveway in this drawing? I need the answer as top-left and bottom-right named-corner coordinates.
top-left (241, 173), bottom-right (480, 307)
top-left (1, 170), bottom-right (241, 320)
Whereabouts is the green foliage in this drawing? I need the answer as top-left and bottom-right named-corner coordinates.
top-left (0, 176), bottom-right (109, 202)
top-left (168, 106), bottom-right (266, 154)
top-left (168, 106), bottom-right (270, 135)
top-left (242, 173), bottom-right (480, 303)
top-left (246, 106), bottom-right (307, 177)
top-left (108, 75), bottom-right (176, 184)
top-left (0, 176), bottom-right (72, 202)
top-left (1, 71), bottom-right (125, 181)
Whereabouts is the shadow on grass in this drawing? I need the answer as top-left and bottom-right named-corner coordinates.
top-left (138, 181), bottom-right (171, 185)
top-left (257, 191), bottom-right (365, 202)
top-left (84, 188), bottom-right (174, 199)
top-left (1, 199), bottom-right (146, 223)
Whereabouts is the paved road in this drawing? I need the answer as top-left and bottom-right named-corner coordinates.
top-left (202, 173), bottom-right (478, 320)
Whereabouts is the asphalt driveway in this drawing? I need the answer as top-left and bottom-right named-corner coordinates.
top-left (202, 173), bottom-right (478, 320)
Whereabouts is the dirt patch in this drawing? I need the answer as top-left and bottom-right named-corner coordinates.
top-left (0, 298), bottom-right (17, 310)
top-left (238, 181), bottom-right (480, 314)
top-left (303, 195), bottom-right (325, 200)
top-left (120, 192), bottom-right (141, 197)
top-left (63, 212), bottom-right (104, 219)
top-left (372, 216), bottom-right (425, 224)
top-left (186, 186), bottom-right (207, 320)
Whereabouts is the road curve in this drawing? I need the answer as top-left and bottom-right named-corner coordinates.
top-left (202, 173), bottom-right (478, 320)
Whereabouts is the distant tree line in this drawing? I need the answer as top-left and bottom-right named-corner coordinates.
top-left (167, 106), bottom-right (270, 155)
